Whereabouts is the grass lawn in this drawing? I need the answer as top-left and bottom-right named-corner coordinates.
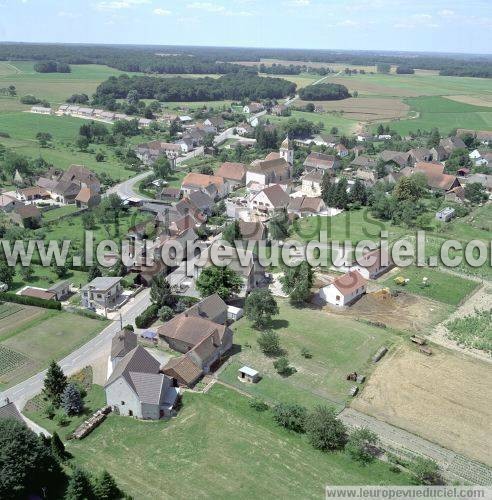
top-left (0, 309), bottom-right (108, 389)
top-left (382, 266), bottom-right (478, 306)
top-left (292, 209), bottom-right (406, 244)
top-left (386, 96), bottom-right (492, 136)
top-left (42, 204), bottom-right (81, 222)
top-left (66, 384), bottom-right (411, 498)
top-left (10, 265), bottom-right (88, 292)
top-left (221, 300), bottom-right (402, 410)
top-left (24, 384), bottom-right (106, 438)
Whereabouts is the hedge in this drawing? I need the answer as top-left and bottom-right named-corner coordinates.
top-left (0, 293), bottom-right (61, 310)
top-left (135, 304), bottom-right (159, 329)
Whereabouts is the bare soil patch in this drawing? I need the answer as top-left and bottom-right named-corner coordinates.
top-left (352, 344), bottom-right (492, 467)
top-left (445, 95), bottom-right (492, 108)
top-left (296, 97), bottom-right (410, 122)
top-left (323, 289), bottom-right (452, 335)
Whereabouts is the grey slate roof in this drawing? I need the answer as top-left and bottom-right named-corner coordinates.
top-left (111, 329), bottom-right (138, 359)
top-left (186, 293), bottom-right (227, 324)
top-left (81, 276), bottom-right (122, 292)
top-left (0, 401), bottom-right (24, 424)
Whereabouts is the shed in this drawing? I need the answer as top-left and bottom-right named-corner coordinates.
top-left (227, 305), bottom-right (243, 322)
top-left (141, 330), bottom-right (158, 342)
top-left (238, 366), bottom-right (260, 383)
top-left (436, 207), bottom-right (455, 222)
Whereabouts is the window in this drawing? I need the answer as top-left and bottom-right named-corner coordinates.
top-left (336, 295), bottom-right (341, 301)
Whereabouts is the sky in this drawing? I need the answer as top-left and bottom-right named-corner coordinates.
top-left (0, 0), bottom-right (491, 55)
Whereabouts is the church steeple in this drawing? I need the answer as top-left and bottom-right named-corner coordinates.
top-left (279, 135), bottom-right (294, 165)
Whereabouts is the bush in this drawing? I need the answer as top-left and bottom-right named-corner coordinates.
top-left (273, 356), bottom-right (294, 376)
top-left (54, 413), bottom-right (69, 427)
top-left (346, 428), bottom-right (378, 464)
top-left (135, 304), bottom-right (159, 329)
top-left (158, 305), bottom-right (174, 322)
top-left (408, 457), bottom-right (441, 485)
top-left (257, 330), bottom-right (281, 356)
top-left (272, 403), bottom-right (307, 433)
top-left (249, 398), bottom-right (269, 412)
top-left (300, 347), bottom-right (312, 358)
top-left (0, 292), bottom-right (61, 310)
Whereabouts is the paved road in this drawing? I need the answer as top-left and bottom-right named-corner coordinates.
top-left (340, 407), bottom-right (492, 486)
top-left (108, 147), bottom-right (204, 201)
top-left (0, 288), bottom-right (151, 411)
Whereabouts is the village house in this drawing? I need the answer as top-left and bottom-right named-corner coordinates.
top-left (335, 143), bottom-right (349, 158)
top-left (439, 136), bottom-right (466, 157)
top-left (463, 173), bottom-right (492, 195)
top-left (30, 106), bottom-right (52, 115)
top-left (355, 169), bottom-right (378, 187)
top-left (457, 129), bottom-right (492, 146)
top-left (249, 184), bottom-right (290, 214)
top-left (246, 158), bottom-right (291, 187)
top-left (107, 328), bottom-right (138, 378)
top-left (187, 190), bottom-right (215, 215)
top-left (75, 187), bottom-right (101, 209)
top-left (319, 270), bottom-right (367, 307)
top-left (19, 280), bottom-right (71, 302)
top-left (81, 277), bottom-right (123, 312)
top-left (202, 116), bottom-right (225, 133)
top-left (238, 220), bottom-right (267, 241)
top-left (181, 172), bottom-right (228, 199)
top-left (243, 102), bottom-right (264, 114)
top-left (304, 152), bottom-right (340, 174)
top-left (378, 150), bottom-right (410, 168)
top-left (301, 171), bottom-right (323, 197)
top-left (136, 140), bottom-right (181, 164)
top-left (158, 187), bottom-right (181, 204)
top-left (350, 155), bottom-right (377, 169)
top-left (413, 162), bottom-right (461, 192)
top-left (350, 248), bottom-right (394, 280)
top-left (186, 293), bottom-right (228, 325)
top-left (159, 312), bottom-right (233, 387)
top-left (0, 194), bottom-right (23, 212)
top-left (215, 162), bottom-right (247, 189)
top-left (288, 195), bottom-right (325, 217)
top-left (9, 204), bottom-right (41, 228)
top-left (15, 186), bottom-right (50, 203)
top-left (408, 148), bottom-right (433, 165)
top-left (105, 345), bottom-right (179, 419)
top-left (235, 122), bottom-right (254, 136)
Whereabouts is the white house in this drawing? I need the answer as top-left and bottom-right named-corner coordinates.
top-left (105, 345), bottom-right (179, 420)
top-left (350, 248), bottom-right (394, 280)
top-left (30, 106), bottom-right (52, 115)
top-left (319, 270), bottom-right (366, 307)
top-left (107, 329), bottom-right (138, 379)
top-left (249, 184), bottom-right (290, 214)
top-left (301, 171), bottom-right (323, 197)
top-left (81, 277), bottom-right (123, 311)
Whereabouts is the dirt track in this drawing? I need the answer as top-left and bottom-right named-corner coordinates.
top-left (352, 344), bottom-right (492, 467)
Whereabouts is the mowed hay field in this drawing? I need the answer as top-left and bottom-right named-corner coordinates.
top-left (0, 306), bottom-right (107, 389)
top-left (68, 384), bottom-right (411, 499)
top-left (352, 344), bottom-right (492, 467)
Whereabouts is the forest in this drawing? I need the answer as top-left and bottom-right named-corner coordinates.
top-left (92, 73), bottom-right (296, 106)
top-left (0, 43), bottom-right (491, 78)
top-left (298, 83), bottom-right (350, 101)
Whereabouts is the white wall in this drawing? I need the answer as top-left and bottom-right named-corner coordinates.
top-left (320, 284), bottom-right (365, 307)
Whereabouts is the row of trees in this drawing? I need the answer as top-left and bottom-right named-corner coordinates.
top-left (34, 61), bottom-right (71, 73)
top-left (298, 83), bottom-right (350, 101)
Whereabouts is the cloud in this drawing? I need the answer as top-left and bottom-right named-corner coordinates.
top-left (95, 0), bottom-right (149, 11)
top-left (224, 10), bottom-right (254, 16)
top-left (439, 9), bottom-right (455, 17)
top-left (153, 8), bottom-right (171, 16)
top-left (286, 0), bottom-right (310, 6)
top-left (394, 13), bottom-right (439, 29)
top-left (58, 11), bottom-right (80, 19)
top-left (326, 19), bottom-right (361, 28)
top-left (187, 2), bottom-right (225, 12)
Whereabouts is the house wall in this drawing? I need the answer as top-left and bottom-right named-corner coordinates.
top-left (246, 171), bottom-right (266, 186)
top-left (301, 180), bottom-right (322, 197)
top-left (106, 378), bottom-right (142, 418)
top-left (320, 284), bottom-right (365, 307)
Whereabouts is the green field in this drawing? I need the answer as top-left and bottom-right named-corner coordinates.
top-left (42, 204), bottom-right (81, 222)
top-left (0, 111), bottom-right (138, 181)
top-left (220, 300), bottom-right (401, 409)
top-left (0, 307), bottom-right (108, 389)
top-left (386, 96), bottom-right (492, 135)
top-left (382, 266), bottom-right (478, 306)
top-left (64, 384), bottom-right (411, 498)
top-left (10, 264), bottom-right (88, 292)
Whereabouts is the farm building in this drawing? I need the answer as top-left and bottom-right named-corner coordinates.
top-left (436, 207), bottom-right (455, 222)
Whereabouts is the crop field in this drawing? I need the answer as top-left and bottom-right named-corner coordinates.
top-left (381, 266), bottom-right (478, 306)
top-left (446, 309), bottom-right (492, 353)
top-left (220, 300), bottom-right (402, 410)
top-left (296, 96), bottom-right (410, 122)
top-left (352, 344), bottom-right (492, 467)
top-left (66, 384), bottom-right (411, 499)
top-left (0, 307), bottom-right (107, 389)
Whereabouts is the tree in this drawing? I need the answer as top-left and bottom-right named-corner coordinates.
top-left (158, 305), bottom-right (174, 322)
top-left (195, 265), bottom-right (242, 300)
top-left (127, 89), bottom-right (139, 105)
top-left (280, 261), bottom-right (313, 306)
top-left (0, 419), bottom-right (63, 499)
top-left (19, 265), bottom-right (34, 281)
top-left (150, 273), bottom-right (175, 308)
top-left (244, 288), bottom-right (279, 329)
top-left (0, 261), bottom-right (15, 288)
top-left (350, 178), bottom-right (368, 205)
top-left (153, 156), bottom-right (172, 180)
top-left (346, 427), bottom-right (378, 464)
top-left (268, 208), bottom-right (289, 241)
top-left (61, 383), bottom-right (84, 416)
top-left (36, 132), bottom-right (52, 147)
top-left (76, 135), bottom-right (89, 151)
top-left (52, 263), bottom-right (68, 279)
top-left (95, 152), bottom-right (105, 162)
top-left (222, 220), bottom-right (241, 244)
top-left (43, 360), bottom-right (67, 406)
top-left (257, 330), bottom-right (281, 356)
top-left (446, 148), bottom-right (471, 171)
top-left (332, 177), bottom-right (349, 209)
top-left (464, 182), bottom-right (488, 204)
top-left (408, 457), bottom-right (441, 485)
top-left (65, 468), bottom-right (93, 500)
top-left (427, 128), bottom-right (441, 148)
top-left (272, 403), bottom-right (307, 433)
top-left (50, 431), bottom-right (67, 461)
top-left (82, 211), bottom-right (96, 230)
top-left (393, 176), bottom-right (424, 202)
top-left (93, 470), bottom-right (122, 500)
top-left (87, 265), bottom-right (102, 282)
top-left (376, 63), bottom-right (391, 74)
top-left (305, 405), bottom-right (347, 451)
